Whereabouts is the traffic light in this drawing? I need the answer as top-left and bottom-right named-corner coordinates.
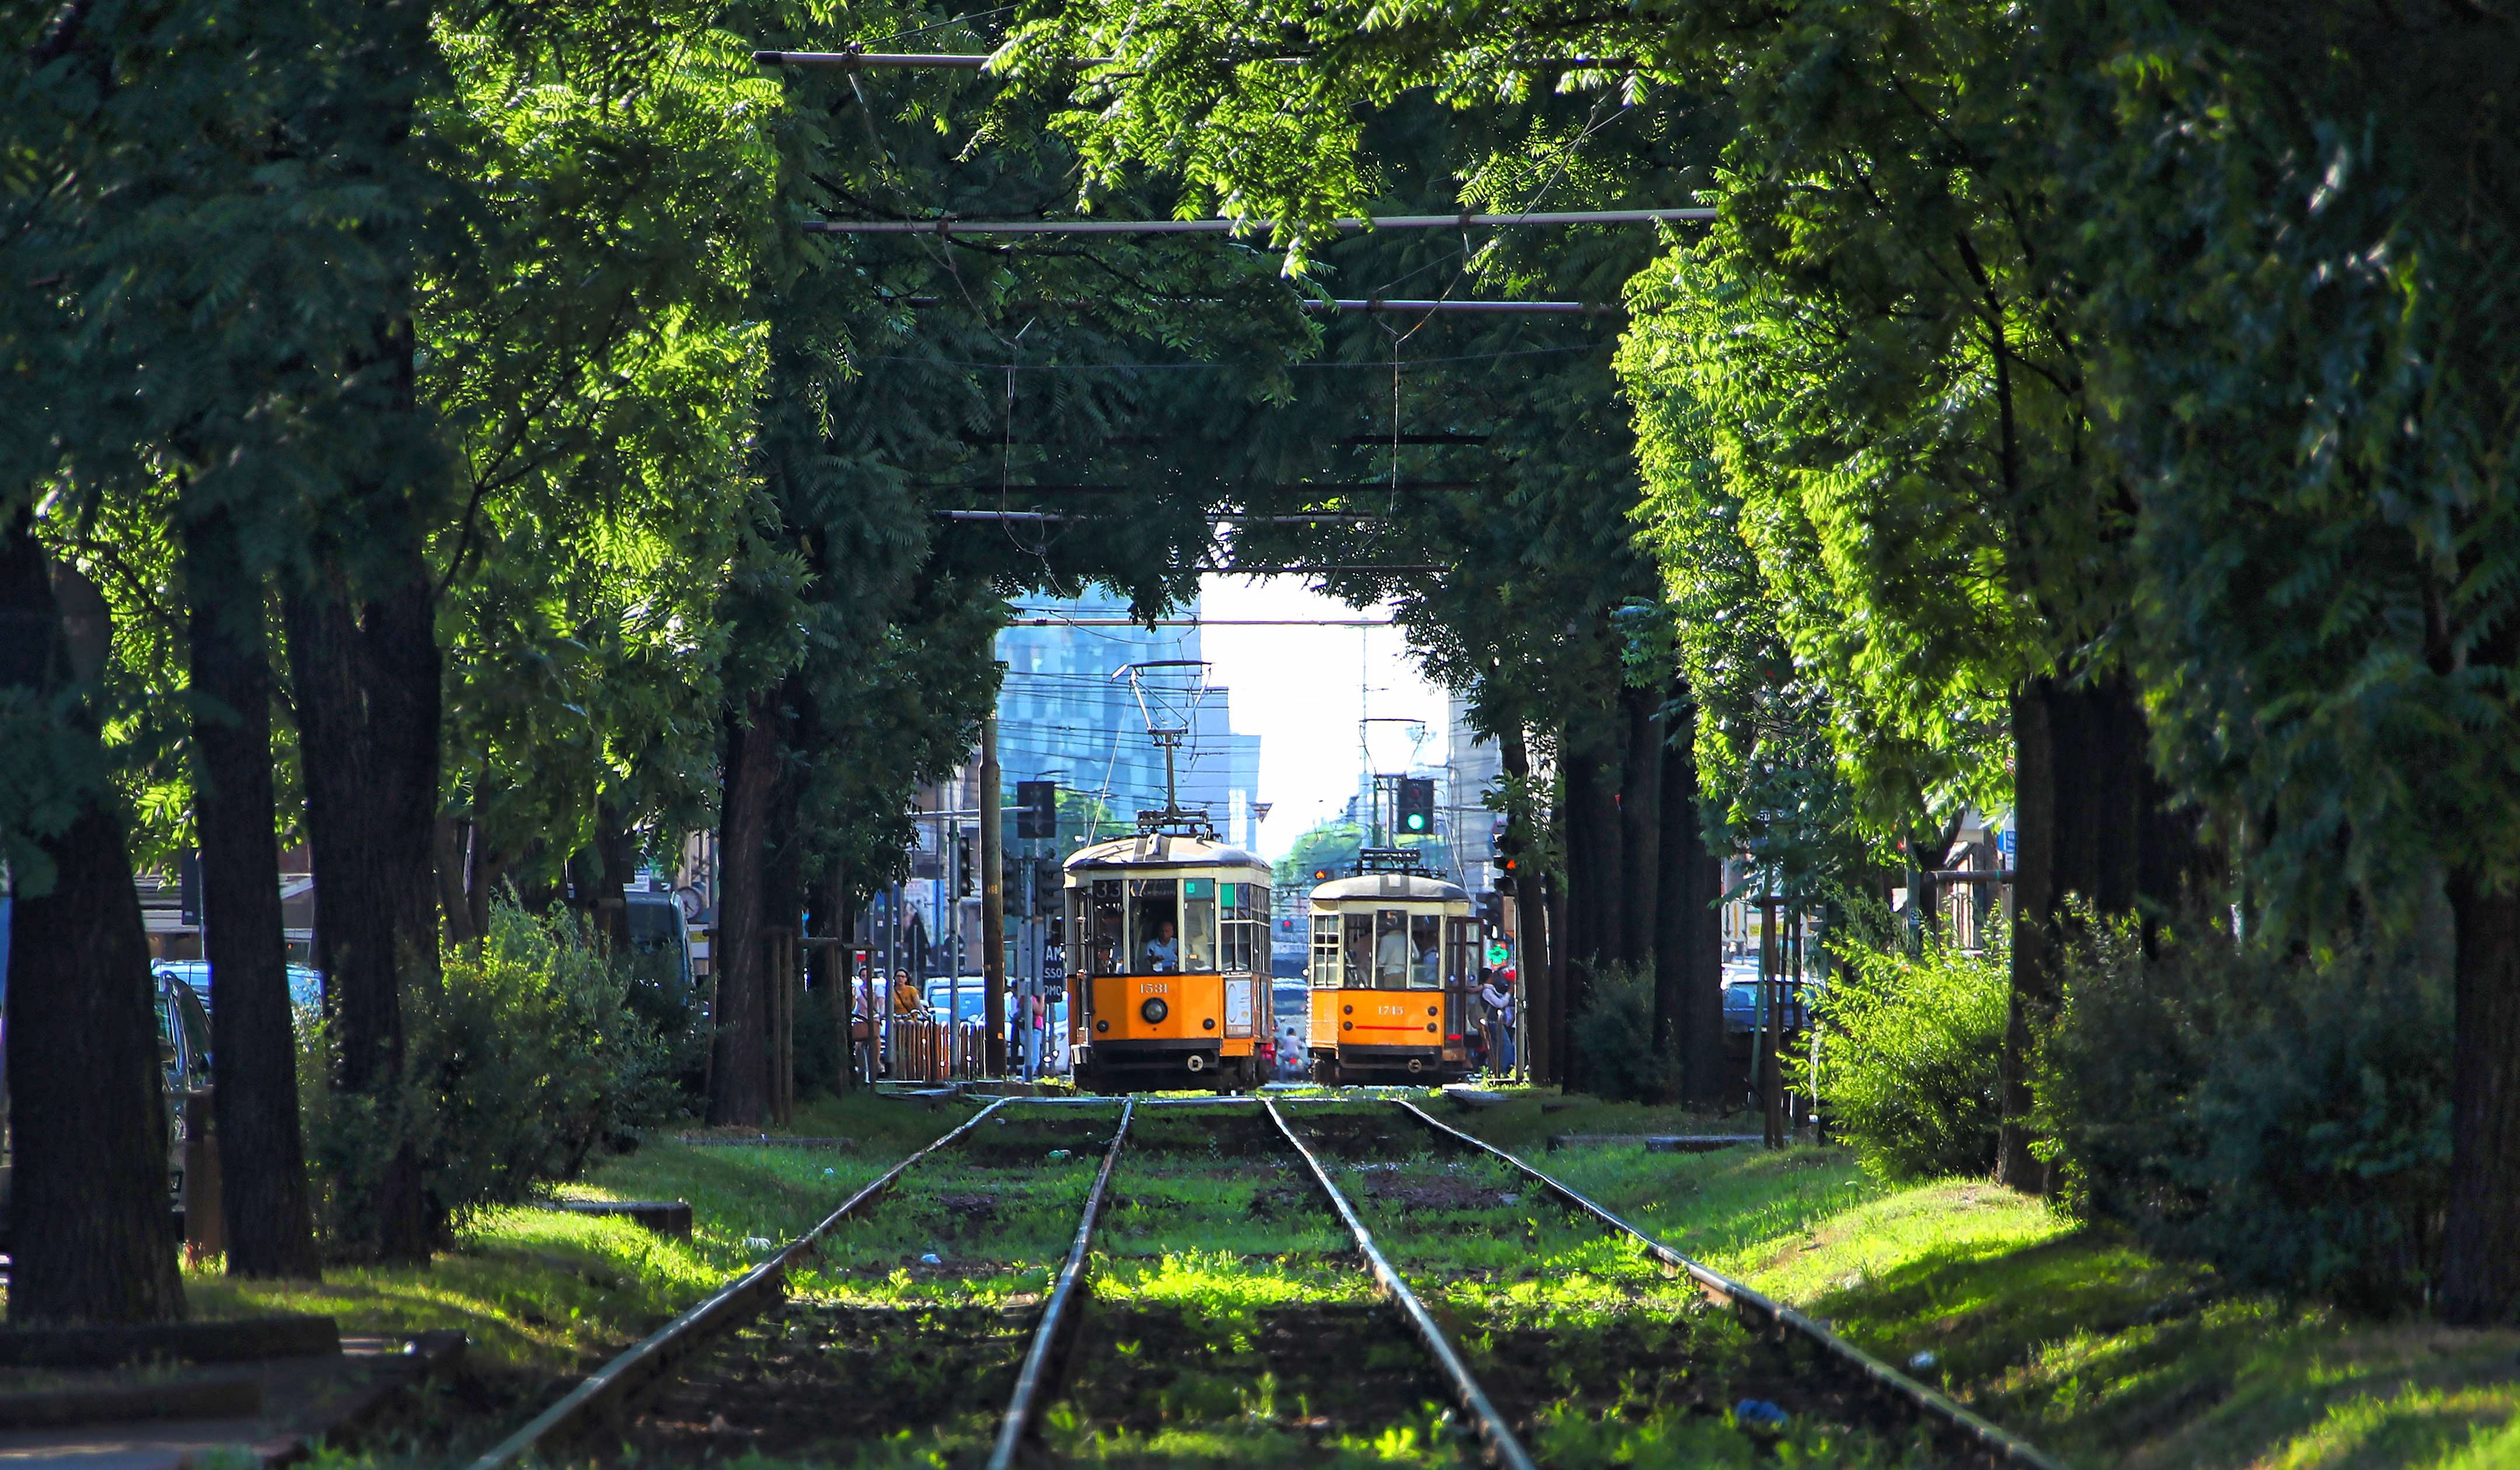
top-left (1490, 852), bottom-right (1519, 893)
top-left (1397, 777), bottom-right (1434, 836)
top-left (956, 834), bottom-right (976, 897)
top-left (1015, 779), bottom-right (1058, 839)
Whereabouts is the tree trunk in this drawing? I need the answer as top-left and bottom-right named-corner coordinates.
top-left (707, 688), bottom-right (779, 1125)
top-left (1560, 710), bottom-right (1624, 1090)
top-left (1999, 672), bottom-right (2178, 1193)
top-left (0, 518), bottom-right (188, 1323)
top-left (1655, 698), bottom-right (1725, 1103)
top-left (589, 795), bottom-right (635, 953)
top-left (1618, 683), bottom-right (1663, 972)
top-left (2444, 869), bottom-right (2520, 1324)
top-left (283, 552), bottom-right (441, 1262)
top-left (1544, 869), bottom-right (1571, 1087)
top-left (434, 816), bottom-right (476, 946)
top-left (183, 510), bottom-right (319, 1279)
top-left (1998, 681), bottom-right (2055, 1191)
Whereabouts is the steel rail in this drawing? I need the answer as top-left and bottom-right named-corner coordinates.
top-left (1261, 1098), bottom-right (1538, 1470)
top-left (987, 1098), bottom-right (1138, 1469)
top-left (463, 1099), bottom-right (1013, 1470)
top-left (1392, 1100), bottom-right (2070, 1470)
top-left (808, 208), bottom-right (1714, 236)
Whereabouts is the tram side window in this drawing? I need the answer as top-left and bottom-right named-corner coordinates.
top-left (1446, 918), bottom-right (1477, 988)
top-left (1345, 912), bottom-right (1376, 988)
top-left (1084, 881), bottom-right (1124, 977)
top-left (1312, 914), bottom-right (1342, 988)
top-left (1130, 878), bottom-right (1180, 973)
top-left (1374, 909), bottom-right (1410, 990)
top-left (1410, 912), bottom-right (1442, 988)
top-left (1182, 878), bottom-right (1218, 973)
top-left (1219, 882), bottom-right (1269, 974)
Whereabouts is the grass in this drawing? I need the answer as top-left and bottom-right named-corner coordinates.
top-left (144, 1088), bottom-right (2520, 1469)
top-left (1443, 1109), bottom-right (2520, 1470)
top-left (183, 1090), bottom-right (970, 1375)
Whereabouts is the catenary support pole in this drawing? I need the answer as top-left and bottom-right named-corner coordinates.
top-left (982, 702), bottom-right (1007, 1077)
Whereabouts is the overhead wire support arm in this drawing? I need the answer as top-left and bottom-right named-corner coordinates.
top-left (936, 510), bottom-right (1388, 523)
top-left (805, 208), bottom-right (1714, 236)
top-left (878, 293), bottom-right (1618, 315)
top-left (755, 50), bottom-right (1640, 71)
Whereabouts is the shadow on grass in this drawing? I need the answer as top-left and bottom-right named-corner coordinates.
top-left (1807, 1224), bottom-right (2520, 1470)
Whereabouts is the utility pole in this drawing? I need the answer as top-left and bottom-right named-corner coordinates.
top-left (982, 705), bottom-right (1007, 1077)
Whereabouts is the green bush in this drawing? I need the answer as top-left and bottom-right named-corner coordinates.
top-left (302, 901), bottom-right (682, 1248)
top-left (2036, 915), bottom-right (2452, 1312)
top-left (1805, 932), bottom-right (2007, 1180)
top-left (1570, 963), bottom-right (1681, 1103)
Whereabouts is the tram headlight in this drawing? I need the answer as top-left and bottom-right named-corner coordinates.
top-left (1140, 997), bottom-right (1169, 1023)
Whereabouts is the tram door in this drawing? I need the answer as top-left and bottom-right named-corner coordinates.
top-left (1443, 917), bottom-right (1478, 1060)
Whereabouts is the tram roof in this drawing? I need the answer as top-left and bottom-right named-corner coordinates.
top-left (1309, 873), bottom-right (1471, 904)
top-left (1064, 831), bottom-right (1269, 872)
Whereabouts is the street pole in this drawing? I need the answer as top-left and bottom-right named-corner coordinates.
top-left (947, 818), bottom-right (961, 1075)
top-left (982, 706), bottom-right (1007, 1077)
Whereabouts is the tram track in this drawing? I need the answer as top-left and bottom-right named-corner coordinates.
top-left (1390, 1098), bottom-right (2069, 1470)
top-left (459, 1091), bottom-right (2069, 1468)
top-left (984, 1095), bottom-right (1521, 1467)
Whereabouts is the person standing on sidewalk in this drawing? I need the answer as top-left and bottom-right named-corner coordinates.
top-left (1479, 968), bottom-right (1516, 1076)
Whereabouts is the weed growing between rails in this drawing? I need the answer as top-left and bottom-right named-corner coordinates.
top-left (616, 1107), bottom-right (1123, 1466)
top-left (1044, 1104), bottom-right (1480, 1466)
top-left (1306, 1116), bottom-right (1963, 1466)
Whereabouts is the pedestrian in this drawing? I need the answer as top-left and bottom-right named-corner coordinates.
top-left (1479, 967), bottom-right (1516, 1076)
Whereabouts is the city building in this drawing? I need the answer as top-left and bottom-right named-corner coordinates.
top-left (1444, 691), bottom-right (1507, 895)
top-left (995, 587), bottom-right (1263, 848)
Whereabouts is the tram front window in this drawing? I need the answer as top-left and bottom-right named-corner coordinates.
top-left (1314, 915), bottom-right (1343, 988)
top-left (1083, 881), bottom-right (1124, 977)
top-left (1130, 878), bottom-right (1180, 973)
top-left (1374, 910), bottom-right (1410, 989)
top-left (1182, 878), bottom-right (1218, 972)
top-left (1411, 913), bottom-right (1442, 988)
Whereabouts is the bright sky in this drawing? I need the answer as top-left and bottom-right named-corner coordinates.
top-left (1198, 574), bottom-right (1450, 859)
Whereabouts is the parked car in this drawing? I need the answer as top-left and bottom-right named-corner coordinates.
top-left (149, 959), bottom-right (323, 1017)
top-left (1722, 970), bottom-right (1812, 1034)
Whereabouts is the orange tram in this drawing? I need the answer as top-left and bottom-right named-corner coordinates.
top-left (1063, 828), bottom-right (1276, 1092)
top-left (1304, 862), bottom-right (1481, 1084)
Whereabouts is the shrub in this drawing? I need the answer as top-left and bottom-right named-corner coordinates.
top-left (1805, 932), bottom-right (2007, 1180)
top-left (1570, 963), bottom-right (1681, 1103)
top-left (301, 901), bottom-right (682, 1248)
top-left (2036, 915), bottom-right (2452, 1312)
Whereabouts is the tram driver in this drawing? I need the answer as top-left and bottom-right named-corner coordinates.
top-left (1144, 921), bottom-right (1180, 973)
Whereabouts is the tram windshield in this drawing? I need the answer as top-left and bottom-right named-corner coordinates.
top-left (1078, 880), bottom-right (1124, 977)
top-left (1411, 913), bottom-right (1442, 988)
top-left (1373, 910), bottom-right (1412, 988)
top-left (1130, 878), bottom-right (1180, 973)
top-left (1181, 878), bottom-right (1218, 972)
